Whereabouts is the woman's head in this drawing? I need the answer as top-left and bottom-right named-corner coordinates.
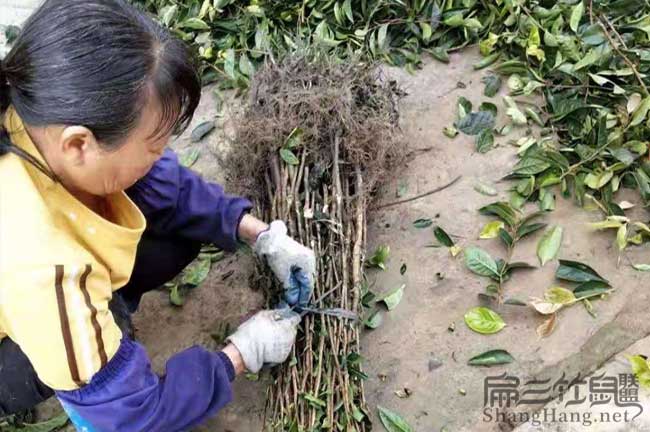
top-left (0, 0), bottom-right (201, 195)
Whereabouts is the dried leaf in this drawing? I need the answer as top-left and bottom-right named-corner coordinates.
top-left (529, 297), bottom-right (564, 315)
top-left (536, 313), bottom-right (557, 338)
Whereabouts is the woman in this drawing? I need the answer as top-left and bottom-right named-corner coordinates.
top-left (0, 1), bottom-right (315, 431)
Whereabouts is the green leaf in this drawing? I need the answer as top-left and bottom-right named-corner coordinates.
top-left (537, 226), bottom-right (563, 266)
top-left (468, 349), bottom-right (514, 366)
top-left (630, 97), bottom-right (650, 127)
top-left (525, 108), bottom-right (545, 126)
top-left (504, 96), bottom-right (527, 125)
top-left (584, 170), bottom-right (613, 189)
top-left (627, 355), bottom-right (650, 389)
top-left (4, 25), bottom-right (20, 44)
top-left (455, 111), bottom-right (496, 136)
top-left (224, 48), bottom-right (236, 80)
top-left (482, 75), bottom-right (502, 98)
top-left (616, 224), bottom-right (628, 251)
top-left (434, 226), bottom-right (455, 247)
top-left (633, 264), bottom-right (650, 272)
top-left (413, 218), bottom-right (433, 229)
top-left (378, 24), bottom-right (389, 49)
top-left (479, 202), bottom-right (519, 227)
top-left (280, 148), bottom-right (300, 165)
top-left (517, 222), bottom-right (547, 239)
top-left (464, 306), bottom-right (506, 334)
top-left (573, 280), bottom-right (612, 298)
top-left (499, 228), bottom-right (513, 248)
top-left (160, 5), bottom-right (179, 27)
top-left (570, 2), bottom-right (584, 33)
top-left (474, 182), bottom-right (498, 196)
top-left (556, 259), bottom-right (610, 284)
top-left (464, 247), bottom-right (499, 277)
top-left (239, 53), bottom-right (255, 77)
top-left (513, 157), bottom-right (551, 176)
top-left (182, 258), bottom-right (211, 286)
top-left (479, 102), bottom-right (498, 117)
top-left (364, 309), bottom-right (383, 329)
top-left (430, 47), bottom-right (450, 63)
top-left (545, 286), bottom-right (576, 304)
top-left (443, 126), bottom-right (458, 138)
top-left (343, 0), bottom-right (354, 23)
top-left (284, 127), bottom-right (304, 149)
top-left (169, 283), bottom-right (184, 306)
top-left (368, 245), bottom-right (390, 270)
top-left (179, 148), bottom-right (201, 168)
top-left (377, 406), bottom-right (414, 432)
top-left (480, 221), bottom-right (505, 239)
top-left (457, 97), bottom-right (473, 118)
top-left (3, 413), bottom-right (69, 432)
top-left (516, 176), bottom-right (535, 197)
top-left (420, 22), bottom-right (432, 42)
top-left (473, 53), bottom-right (501, 70)
top-left (377, 285), bottom-right (405, 311)
top-left (444, 14), bottom-right (465, 28)
top-left (191, 121), bottom-right (216, 143)
top-left (303, 393), bottom-right (327, 408)
top-left (476, 130), bottom-right (494, 153)
top-left (180, 17), bottom-right (210, 31)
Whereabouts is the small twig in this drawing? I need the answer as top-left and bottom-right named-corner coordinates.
top-left (372, 175), bottom-right (462, 209)
top-left (598, 18), bottom-right (648, 96)
top-left (406, 146), bottom-right (435, 157)
top-left (602, 14), bottom-right (628, 50)
top-left (589, 0), bottom-right (594, 24)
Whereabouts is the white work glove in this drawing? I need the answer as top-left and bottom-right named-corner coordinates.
top-left (255, 221), bottom-right (316, 308)
top-left (226, 309), bottom-right (301, 373)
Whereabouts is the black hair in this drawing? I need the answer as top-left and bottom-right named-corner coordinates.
top-left (0, 0), bottom-right (201, 175)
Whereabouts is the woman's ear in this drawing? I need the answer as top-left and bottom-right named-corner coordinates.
top-left (59, 126), bottom-right (98, 166)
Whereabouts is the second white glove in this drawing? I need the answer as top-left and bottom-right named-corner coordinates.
top-left (226, 309), bottom-right (301, 373)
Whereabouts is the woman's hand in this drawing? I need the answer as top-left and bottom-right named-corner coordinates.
top-left (253, 220), bottom-right (315, 308)
top-left (226, 309), bottom-right (301, 373)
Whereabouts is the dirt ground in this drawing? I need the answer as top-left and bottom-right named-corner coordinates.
top-left (17, 46), bottom-right (650, 432)
top-left (128, 49), bottom-right (650, 432)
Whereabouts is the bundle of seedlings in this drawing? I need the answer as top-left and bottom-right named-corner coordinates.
top-left (228, 54), bottom-right (402, 431)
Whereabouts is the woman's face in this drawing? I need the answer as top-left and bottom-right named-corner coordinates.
top-left (35, 98), bottom-right (172, 197)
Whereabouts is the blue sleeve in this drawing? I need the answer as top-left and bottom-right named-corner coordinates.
top-left (56, 338), bottom-right (235, 432)
top-left (127, 149), bottom-right (253, 251)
